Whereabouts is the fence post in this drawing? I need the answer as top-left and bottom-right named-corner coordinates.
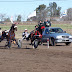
top-left (47, 38), bottom-right (49, 48)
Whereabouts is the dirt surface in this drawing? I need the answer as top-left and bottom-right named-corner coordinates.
top-left (0, 40), bottom-right (72, 72)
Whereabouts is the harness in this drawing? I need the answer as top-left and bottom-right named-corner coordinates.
top-left (41, 26), bottom-right (45, 29)
top-left (9, 30), bottom-right (15, 39)
top-left (35, 30), bottom-right (42, 38)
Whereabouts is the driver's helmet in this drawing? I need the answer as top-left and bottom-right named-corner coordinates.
top-left (24, 29), bottom-right (27, 31)
top-left (40, 23), bottom-right (43, 26)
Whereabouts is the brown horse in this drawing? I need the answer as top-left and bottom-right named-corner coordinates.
top-left (30, 30), bottom-right (36, 45)
top-left (0, 23), bottom-right (19, 48)
top-left (6, 24), bottom-right (19, 48)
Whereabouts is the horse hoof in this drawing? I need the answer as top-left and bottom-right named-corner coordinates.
top-left (8, 47), bottom-right (10, 49)
top-left (29, 43), bottom-right (32, 45)
top-left (17, 45), bottom-right (21, 48)
top-left (33, 46), bottom-right (35, 49)
top-left (29, 43), bottom-right (33, 45)
top-left (18, 46), bottom-right (20, 48)
top-left (5, 45), bottom-right (10, 49)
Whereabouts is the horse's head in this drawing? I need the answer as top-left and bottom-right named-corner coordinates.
top-left (14, 25), bottom-right (17, 31)
top-left (10, 23), bottom-right (17, 31)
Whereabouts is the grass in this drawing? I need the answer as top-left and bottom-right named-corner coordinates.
top-left (0, 26), bottom-right (10, 30)
top-left (17, 25), bottom-right (35, 31)
top-left (52, 24), bottom-right (72, 29)
top-left (1, 24), bottom-right (72, 30)
top-left (0, 25), bottom-right (35, 31)
top-left (0, 23), bottom-right (72, 38)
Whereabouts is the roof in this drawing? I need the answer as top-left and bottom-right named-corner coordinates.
top-left (45, 27), bottom-right (60, 29)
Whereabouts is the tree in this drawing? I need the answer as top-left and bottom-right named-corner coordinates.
top-left (36, 4), bottom-right (46, 13)
top-left (36, 9), bottom-right (48, 21)
top-left (4, 17), bottom-right (10, 22)
top-left (49, 2), bottom-right (53, 17)
top-left (67, 8), bottom-right (72, 21)
top-left (56, 7), bottom-right (61, 16)
top-left (17, 15), bottom-right (21, 22)
top-left (27, 2), bottom-right (61, 21)
top-left (63, 8), bottom-right (72, 21)
top-left (49, 2), bottom-right (61, 17)
top-left (36, 4), bottom-right (48, 21)
top-left (0, 14), bottom-right (6, 21)
top-left (53, 2), bottom-right (57, 16)
top-left (27, 4), bottom-right (47, 21)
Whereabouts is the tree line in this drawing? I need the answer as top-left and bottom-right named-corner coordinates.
top-left (0, 14), bottom-right (22, 22)
top-left (27, 2), bottom-right (72, 21)
top-left (0, 2), bottom-right (72, 22)
top-left (27, 2), bottom-right (61, 21)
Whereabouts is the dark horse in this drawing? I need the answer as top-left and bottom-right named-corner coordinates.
top-left (26, 30), bottom-right (36, 45)
top-left (0, 24), bottom-right (19, 48)
top-left (26, 29), bottom-right (42, 46)
top-left (0, 30), bottom-right (8, 42)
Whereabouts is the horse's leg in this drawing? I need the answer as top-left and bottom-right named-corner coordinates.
top-left (30, 33), bottom-right (33, 45)
top-left (0, 36), bottom-right (2, 42)
top-left (7, 40), bottom-right (11, 48)
top-left (5, 35), bottom-right (8, 47)
top-left (5, 37), bottom-right (11, 48)
top-left (0, 35), bottom-right (5, 42)
top-left (30, 34), bottom-right (35, 45)
top-left (5, 41), bottom-right (11, 48)
top-left (32, 36), bottom-right (35, 45)
top-left (12, 39), bottom-right (16, 44)
top-left (13, 38), bottom-right (20, 48)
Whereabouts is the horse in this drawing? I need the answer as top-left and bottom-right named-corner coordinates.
top-left (0, 23), bottom-right (20, 48)
top-left (26, 28), bottom-right (42, 46)
top-left (26, 30), bottom-right (36, 45)
top-left (0, 30), bottom-right (8, 42)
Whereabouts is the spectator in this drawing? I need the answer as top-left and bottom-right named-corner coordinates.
top-left (44, 19), bottom-right (51, 27)
top-left (47, 20), bottom-right (51, 27)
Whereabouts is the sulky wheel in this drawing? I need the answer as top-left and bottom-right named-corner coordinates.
top-left (18, 39), bottom-right (22, 48)
top-left (34, 39), bottom-right (39, 49)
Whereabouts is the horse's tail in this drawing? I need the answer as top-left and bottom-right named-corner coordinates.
top-left (2, 31), bottom-right (7, 38)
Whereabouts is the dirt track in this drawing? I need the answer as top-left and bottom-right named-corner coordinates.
top-left (0, 40), bottom-right (72, 72)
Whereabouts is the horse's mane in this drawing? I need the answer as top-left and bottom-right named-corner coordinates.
top-left (10, 25), bottom-right (15, 31)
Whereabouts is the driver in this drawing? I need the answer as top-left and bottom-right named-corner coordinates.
top-left (22, 29), bottom-right (29, 40)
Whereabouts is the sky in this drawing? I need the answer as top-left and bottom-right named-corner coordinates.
top-left (0, 0), bottom-right (72, 21)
